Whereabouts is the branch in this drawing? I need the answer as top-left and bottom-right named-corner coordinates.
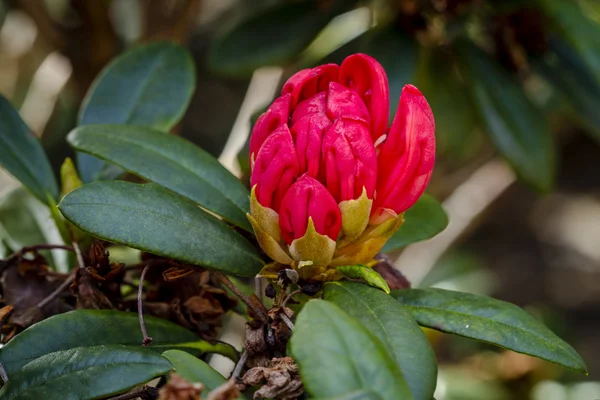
top-left (138, 262), bottom-right (154, 346)
top-left (214, 272), bottom-right (268, 323)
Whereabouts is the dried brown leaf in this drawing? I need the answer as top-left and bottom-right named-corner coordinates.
top-left (159, 373), bottom-right (203, 400)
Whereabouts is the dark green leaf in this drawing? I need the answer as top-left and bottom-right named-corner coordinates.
top-left (456, 39), bottom-right (555, 192)
top-left (290, 300), bottom-right (413, 400)
top-left (208, 1), bottom-right (333, 76)
top-left (0, 187), bottom-right (69, 272)
top-left (68, 124), bottom-right (251, 231)
top-left (0, 96), bottom-right (58, 203)
top-left (533, 37), bottom-right (600, 140)
top-left (78, 42), bottom-right (195, 182)
top-left (392, 288), bottom-right (587, 373)
top-left (0, 309), bottom-right (234, 376)
top-left (416, 48), bottom-right (481, 159)
top-left (324, 282), bottom-right (437, 400)
top-left (383, 194), bottom-right (448, 253)
top-left (336, 265), bottom-right (390, 294)
top-left (58, 181), bottom-right (263, 276)
top-left (0, 345), bottom-right (172, 400)
top-left (162, 350), bottom-right (246, 399)
top-left (314, 391), bottom-right (383, 400)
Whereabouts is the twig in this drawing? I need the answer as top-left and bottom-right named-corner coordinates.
top-left (5, 244), bottom-right (74, 264)
top-left (105, 386), bottom-right (159, 400)
top-left (72, 240), bottom-right (86, 270)
top-left (0, 363), bottom-right (8, 384)
top-left (254, 276), bottom-right (263, 302)
top-left (281, 289), bottom-right (302, 309)
top-left (37, 270), bottom-right (77, 309)
top-left (231, 349), bottom-right (248, 381)
top-left (138, 262), bottom-right (154, 346)
top-left (279, 313), bottom-right (294, 330)
top-left (214, 272), bottom-right (268, 323)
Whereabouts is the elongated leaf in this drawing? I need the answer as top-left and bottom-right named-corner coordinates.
top-left (0, 187), bottom-right (69, 272)
top-left (78, 42), bottom-right (195, 182)
top-left (68, 124), bottom-right (251, 231)
top-left (336, 265), bottom-right (390, 294)
top-left (533, 37), bottom-right (600, 140)
top-left (162, 350), bottom-right (226, 391)
top-left (416, 48), bottom-right (481, 159)
top-left (457, 39), bottom-right (555, 192)
top-left (315, 391), bottom-right (382, 400)
top-left (383, 194), bottom-right (448, 253)
top-left (0, 345), bottom-right (172, 400)
top-left (325, 282), bottom-right (437, 400)
top-left (0, 309), bottom-right (234, 376)
top-left (393, 288), bottom-right (587, 373)
top-left (290, 300), bottom-right (413, 400)
top-left (0, 96), bottom-right (58, 203)
top-left (58, 181), bottom-right (263, 276)
top-left (208, 1), bottom-right (332, 76)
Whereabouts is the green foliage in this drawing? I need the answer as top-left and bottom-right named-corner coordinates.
top-left (68, 124), bottom-right (252, 231)
top-left (393, 288), bottom-right (587, 373)
top-left (291, 299), bottom-right (413, 400)
top-left (336, 265), bottom-right (391, 294)
top-left (78, 42), bottom-right (195, 182)
top-left (162, 350), bottom-right (228, 392)
top-left (383, 194), bottom-right (448, 252)
top-left (0, 309), bottom-right (234, 376)
top-left (0, 345), bottom-right (172, 400)
top-left (324, 282), bottom-right (437, 400)
top-left (58, 181), bottom-right (263, 276)
top-left (0, 96), bottom-right (58, 204)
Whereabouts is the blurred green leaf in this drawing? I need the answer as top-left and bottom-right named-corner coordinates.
top-left (537, 0), bottom-right (600, 82)
top-left (0, 309), bottom-right (234, 377)
top-left (534, 37), bottom-right (600, 140)
top-left (314, 391), bottom-right (383, 400)
top-left (0, 188), bottom-right (69, 272)
top-left (290, 300), bottom-right (413, 400)
top-left (392, 288), bottom-right (587, 373)
top-left (336, 265), bottom-right (390, 294)
top-left (58, 181), bottom-right (263, 277)
top-left (0, 96), bottom-right (58, 204)
top-left (324, 282), bottom-right (437, 400)
top-left (456, 39), bottom-right (555, 192)
top-left (416, 48), bottom-right (481, 159)
top-left (417, 251), bottom-right (486, 289)
top-left (78, 42), bottom-right (195, 182)
top-left (68, 124), bottom-right (252, 231)
top-left (162, 350), bottom-right (246, 398)
top-left (208, 1), bottom-right (333, 76)
top-left (0, 345), bottom-right (172, 400)
top-left (383, 194), bottom-right (448, 253)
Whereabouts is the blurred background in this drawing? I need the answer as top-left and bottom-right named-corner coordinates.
top-left (0, 0), bottom-right (599, 398)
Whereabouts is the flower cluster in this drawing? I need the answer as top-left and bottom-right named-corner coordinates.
top-left (247, 54), bottom-right (435, 280)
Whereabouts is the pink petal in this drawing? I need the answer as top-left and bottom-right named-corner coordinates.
top-left (339, 53), bottom-right (390, 142)
top-left (326, 82), bottom-right (370, 123)
top-left (249, 94), bottom-right (291, 161)
top-left (374, 84), bottom-right (435, 214)
top-left (279, 174), bottom-right (342, 243)
top-left (282, 64), bottom-right (340, 108)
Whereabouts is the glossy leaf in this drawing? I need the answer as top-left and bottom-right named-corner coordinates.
top-left (0, 96), bottom-right (58, 203)
top-left (0, 309), bottom-right (235, 376)
top-left (68, 124), bottom-right (252, 231)
top-left (383, 194), bottom-right (448, 253)
top-left (78, 42), bottom-right (195, 182)
top-left (162, 350), bottom-right (246, 399)
top-left (393, 288), bottom-right (587, 373)
top-left (457, 39), bottom-right (555, 192)
top-left (290, 300), bottom-right (413, 400)
top-left (208, 1), bottom-right (332, 76)
top-left (324, 282), bottom-right (437, 400)
top-left (0, 187), bottom-right (69, 272)
top-left (58, 181), bottom-right (263, 276)
top-left (0, 345), bottom-right (172, 400)
top-left (336, 265), bottom-right (390, 294)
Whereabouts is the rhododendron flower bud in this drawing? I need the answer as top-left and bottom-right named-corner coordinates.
top-left (247, 53), bottom-right (435, 281)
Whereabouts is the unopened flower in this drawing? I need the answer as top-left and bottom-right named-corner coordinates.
top-left (247, 54), bottom-right (435, 281)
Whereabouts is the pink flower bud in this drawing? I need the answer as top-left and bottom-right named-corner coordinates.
top-left (374, 84), bottom-right (436, 215)
top-left (250, 125), bottom-right (299, 212)
top-left (282, 64), bottom-right (339, 108)
top-left (279, 174), bottom-right (342, 244)
top-left (249, 93), bottom-right (291, 161)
